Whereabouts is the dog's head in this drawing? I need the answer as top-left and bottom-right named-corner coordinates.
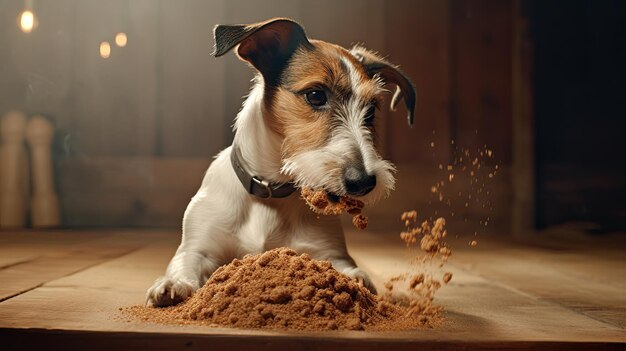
top-left (213, 18), bottom-right (416, 204)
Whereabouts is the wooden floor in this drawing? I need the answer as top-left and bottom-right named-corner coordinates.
top-left (0, 225), bottom-right (625, 350)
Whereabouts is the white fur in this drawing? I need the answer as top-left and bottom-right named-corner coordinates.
top-left (146, 55), bottom-right (396, 307)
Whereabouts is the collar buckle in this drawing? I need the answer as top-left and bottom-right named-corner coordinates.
top-left (251, 176), bottom-right (273, 199)
top-left (230, 144), bottom-right (296, 199)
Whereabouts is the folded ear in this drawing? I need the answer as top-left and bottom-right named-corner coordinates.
top-left (350, 46), bottom-right (416, 127)
top-left (212, 18), bottom-right (311, 86)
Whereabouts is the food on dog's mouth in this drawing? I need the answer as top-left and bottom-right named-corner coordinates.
top-left (300, 188), bottom-right (368, 229)
top-left (124, 248), bottom-right (440, 330)
top-left (352, 214), bottom-right (368, 230)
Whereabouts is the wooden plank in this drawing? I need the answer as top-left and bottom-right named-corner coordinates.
top-left (0, 254), bottom-right (116, 301)
top-left (0, 231), bottom-right (150, 300)
top-left (451, 238), bottom-right (626, 329)
top-left (0, 231), bottom-right (624, 349)
top-left (2, 328), bottom-right (625, 351)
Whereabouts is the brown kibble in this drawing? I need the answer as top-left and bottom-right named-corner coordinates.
top-left (352, 214), bottom-right (368, 230)
top-left (257, 250), bottom-right (278, 267)
top-left (332, 291), bottom-right (353, 312)
top-left (401, 210), bottom-right (417, 221)
top-left (470, 240), bottom-right (478, 247)
top-left (300, 307), bottom-right (311, 317)
top-left (301, 188), bottom-right (368, 230)
top-left (443, 272), bottom-right (453, 284)
top-left (267, 287), bottom-right (292, 304)
top-left (347, 207), bottom-right (361, 215)
top-left (409, 274), bottom-right (425, 288)
top-left (420, 234), bottom-right (438, 253)
top-left (313, 300), bottom-right (326, 315)
top-left (346, 317), bottom-right (363, 330)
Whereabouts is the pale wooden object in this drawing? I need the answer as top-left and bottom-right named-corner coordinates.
top-left (0, 110), bottom-right (28, 228)
top-left (25, 115), bottom-right (60, 227)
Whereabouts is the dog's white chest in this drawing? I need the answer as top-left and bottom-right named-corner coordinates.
top-left (235, 200), bottom-right (293, 256)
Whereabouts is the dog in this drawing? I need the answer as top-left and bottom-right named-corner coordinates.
top-left (146, 18), bottom-right (416, 307)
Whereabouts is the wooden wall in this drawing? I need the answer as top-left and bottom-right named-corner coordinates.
top-left (0, 0), bottom-right (515, 228)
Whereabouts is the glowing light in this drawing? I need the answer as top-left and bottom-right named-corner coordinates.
top-left (115, 32), bottom-right (127, 47)
top-left (100, 41), bottom-right (111, 59)
top-left (19, 10), bottom-right (37, 33)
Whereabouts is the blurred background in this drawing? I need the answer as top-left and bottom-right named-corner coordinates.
top-left (0, 0), bottom-right (624, 236)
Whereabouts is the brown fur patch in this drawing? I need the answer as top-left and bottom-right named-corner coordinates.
top-left (265, 40), bottom-right (383, 159)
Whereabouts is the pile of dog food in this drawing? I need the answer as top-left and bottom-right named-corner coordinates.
top-left (125, 246), bottom-right (442, 330)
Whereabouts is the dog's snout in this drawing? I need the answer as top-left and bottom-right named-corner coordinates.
top-left (343, 166), bottom-right (376, 196)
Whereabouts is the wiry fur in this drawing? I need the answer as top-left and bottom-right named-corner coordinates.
top-left (146, 20), bottom-right (410, 307)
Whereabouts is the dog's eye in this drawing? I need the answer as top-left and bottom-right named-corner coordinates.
top-left (305, 90), bottom-right (327, 107)
top-left (364, 105), bottom-right (375, 127)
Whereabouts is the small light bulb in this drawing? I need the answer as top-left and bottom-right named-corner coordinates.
top-left (100, 41), bottom-right (111, 59)
top-left (115, 32), bottom-right (127, 47)
top-left (19, 10), bottom-right (36, 33)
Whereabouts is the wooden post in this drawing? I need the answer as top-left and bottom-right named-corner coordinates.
top-left (26, 115), bottom-right (61, 227)
top-left (512, 0), bottom-right (535, 236)
top-left (0, 111), bottom-right (28, 228)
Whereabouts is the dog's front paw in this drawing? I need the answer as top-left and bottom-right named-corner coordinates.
top-left (145, 276), bottom-right (197, 307)
top-left (343, 267), bottom-right (377, 295)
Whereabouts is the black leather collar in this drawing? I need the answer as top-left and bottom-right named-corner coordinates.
top-left (230, 144), bottom-right (296, 199)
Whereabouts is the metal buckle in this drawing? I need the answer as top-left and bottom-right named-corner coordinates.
top-left (252, 176), bottom-right (272, 198)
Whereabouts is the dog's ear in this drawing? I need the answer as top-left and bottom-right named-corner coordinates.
top-left (350, 46), bottom-right (416, 127)
top-left (212, 18), bottom-right (311, 86)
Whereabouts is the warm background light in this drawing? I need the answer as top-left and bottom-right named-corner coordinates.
top-left (19, 10), bottom-right (36, 33)
top-left (99, 41), bottom-right (111, 59)
top-left (115, 32), bottom-right (127, 47)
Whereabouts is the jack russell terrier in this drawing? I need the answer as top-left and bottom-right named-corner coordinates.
top-left (146, 18), bottom-right (416, 307)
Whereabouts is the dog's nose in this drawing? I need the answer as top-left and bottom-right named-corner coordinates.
top-left (343, 166), bottom-right (376, 196)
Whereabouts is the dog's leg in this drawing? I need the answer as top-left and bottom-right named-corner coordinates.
top-left (146, 152), bottom-right (241, 307)
top-left (145, 249), bottom-right (220, 307)
top-left (327, 254), bottom-right (377, 295)
top-left (292, 219), bottom-right (377, 294)
top-left (146, 212), bottom-right (236, 307)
